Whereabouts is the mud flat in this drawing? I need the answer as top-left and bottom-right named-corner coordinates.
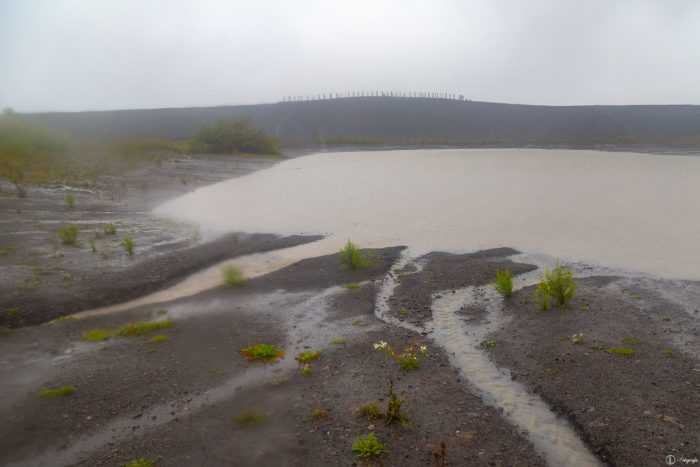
top-left (0, 148), bottom-right (698, 466)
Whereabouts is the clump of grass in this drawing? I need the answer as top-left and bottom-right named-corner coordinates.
top-left (357, 401), bottom-right (383, 420)
top-left (621, 337), bottom-right (639, 345)
top-left (533, 260), bottom-right (577, 310)
top-left (588, 344), bottom-right (604, 350)
top-left (120, 236), bottom-right (134, 254)
top-left (339, 240), bottom-right (369, 269)
top-left (53, 315), bottom-right (74, 323)
top-left (491, 268), bottom-right (513, 297)
top-left (58, 224), bottom-right (79, 245)
top-left (120, 458), bottom-right (158, 467)
top-left (481, 340), bottom-right (498, 348)
top-left (116, 318), bottom-right (174, 337)
top-left (629, 295), bottom-right (642, 300)
top-left (608, 347), bottom-right (635, 356)
top-left (147, 335), bottom-right (170, 343)
top-left (343, 283), bottom-right (360, 289)
top-left (239, 343), bottom-right (285, 362)
top-left (580, 306), bottom-right (589, 311)
top-left (104, 222), bottom-right (117, 235)
top-left (63, 193), bottom-right (75, 210)
top-left (88, 237), bottom-right (96, 252)
top-left (222, 265), bottom-right (246, 286)
top-left (233, 410), bottom-right (268, 428)
top-left (352, 432), bottom-right (388, 459)
top-left (297, 350), bottom-right (322, 363)
top-left (38, 385), bottom-right (75, 398)
top-left (331, 338), bottom-right (345, 344)
top-left (308, 408), bottom-right (328, 420)
top-left (660, 349), bottom-right (675, 356)
top-left (83, 329), bottom-right (113, 341)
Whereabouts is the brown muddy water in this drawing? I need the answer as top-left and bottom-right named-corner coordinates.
top-left (155, 148), bottom-right (700, 281)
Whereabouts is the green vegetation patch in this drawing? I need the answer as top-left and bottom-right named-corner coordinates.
top-left (533, 260), bottom-right (578, 310)
top-left (147, 335), bottom-right (170, 343)
top-left (608, 347), bottom-right (635, 356)
top-left (331, 338), bottom-right (345, 344)
top-left (239, 343), bottom-right (285, 362)
top-left (298, 350), bottom-right (322, 363)
top-left (481, 340), bottom-right (498, 348)
top-left (120, 236), bottom-right (134, 254)
top-left (339, 240), bottom-right (370, 269)
top-left (116, 318), bottom-right (174, 337)
top-left (58, 224), bottom-right (79, 245)
top-left (588, 344), bottom-right (605, 350)
top-left (343, 283), bottom-right (360, 289)
top-left (104, 222), bottom-right (117, 235)
top-left (222, 265), bottom-right (246, 287)
top-left (120, 459), bottom-right (158, 467)
top-left (233, 410), bottom-right (268, 428)
top-left (53, 315), bottom-right (74, 323)
top-left (308, 408), bottom-right (328, 420)
top-left (184, 118), bottom-right (280, 155)
top-left (83, 329), bottom-right (113, 341)
top-left (660, 349), bottom-right (675, 356)
top-left (357, 401), bottom-right (383, 420)
top-left (621, 337), bottom-right (639, 345)
top-left (352, 432), bottom-right (388, 458)
top-left (491, 268), bottom-right (513, 298)
top-left (38, 385), bottom-right (75, 398)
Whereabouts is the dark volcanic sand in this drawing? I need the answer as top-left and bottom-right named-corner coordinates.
top-left (1, 151), bottom-right (698, 466)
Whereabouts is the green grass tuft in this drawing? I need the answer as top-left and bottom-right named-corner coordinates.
top-left (352, 432), bottom-right (388, 458)
top-left (83, 329), bottom-right (113, 341)
top-left (53, 315), bottom-right (74, 323)
top-left (331, 338), bottom-right (345, 344)
top-left (343, 283), bottom-right (360, 289)
top-left (588, 344), bottom-right (605, 350)
top-left (222, 265), bottom-right (246, 286)
top-left (660, 349), bottom-right (675, 356)
top-left (481, 340), bottom-right (498, 348)
top-left (339, 240), bottom-right (369, 269)
top-left (621, 337), bottom-right (639, 345)
top-left (233, 410), bottom-right (268, 428)
top-left (58, 224), bottom-right (79, 245)
top-left (39, 385), bottom-right (75, 398)
top-left (491, 268), bottom-right (513, 297)
top-left (357, 401), bottom-right (383, 420)
top-left (104, 222), bottom-right (117, 235)
top-left (239, 343), bottom-right (285, 362)
top-left (63, 193), bottom-right (75, 210)
top-left (120, 236), bottom-right (134, 254)
top-left (298, 350), bottom-right (322, 363)
top-left (119, 459), bottom-right (157, 467)
top-left (116, 318), bottom-right (174, 337)
top-left (308, 408), bottom-right (328, 420)
top-left (147, 335), bottom-right (170, 343)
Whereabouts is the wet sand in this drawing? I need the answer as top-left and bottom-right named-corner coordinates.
top-left (0, 149), bottom-right (698, 466)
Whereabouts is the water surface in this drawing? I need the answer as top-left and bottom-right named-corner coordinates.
top-left (156, 149), bottom-right (700, 279)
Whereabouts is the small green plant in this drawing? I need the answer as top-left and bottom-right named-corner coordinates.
top-left (533, 260), bottom-right (577, 309)
top-left (580, 306), bottom-right (589, 311)
top-left (491, 268), bottom-right (513, 297)
top-left (233, 410), bottom-right (267, 427)
top-left (343, 283), bottom-right (360, 289)
top-left (83, 329), bottom-right (113, 341)
top-left (608, 347), bottom-right (635, 356)
top-left (121, 236), bottom-right (134, 254)
top-left (239, 343), bottom-right (285, 362)
top-left (621, 337), bottom-right (639, 345)
top-left (104, 222), bottom-right (117, 235)
top-left (357, 401), bottom-right (383, 420)
top-left (339, 240), bottom-right (369, 269)
top-left (352, 432), bottom-right (388, 458)
top-left (63, 193), bottom-right (75, 210)
top-left (384, 378), bottom-right (406, 425)
top-left (481, 340), bottom-right (498, 348)
top-left (147, 335), bottom-right (170, 343)
top-left (38, 385), bottom-right (75, 398)
top-left (298, 350), bottom-right (322, 363)
top-left (300, 364), bottom-right (312, 375)
top-left (629, 295), bottom-right (642, 300)
top-left (119, 459), bottom-right (157, 467)
top-left (374, 340), bottom-right (427, 370)
top-left (572, 333), bottom-right (584, 344)
top-left (331, 338), bottom-right (345, 344)
top-left (588, 344), bottom-right (604, 350)
top-left (662, 316), bottom-right (671, 321)
top-left (53, 315), bottom-right (74, 323)
top-left (308, 408), bottom-right (328, 420)
top-left (660, 349), bottom-right (675, 356)
top-left (116, 318), bottom-right (174, 337)
top-left (58, 224), bottom-right (79, 245)
top-left (222, 265), bottom-right (246, 286)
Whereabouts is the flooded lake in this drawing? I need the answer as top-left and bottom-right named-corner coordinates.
top-left (156, 148), bottom-right (700, 280)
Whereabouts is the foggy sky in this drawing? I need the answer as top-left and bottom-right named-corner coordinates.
top-left (2, 0), bottom-right (700, 112)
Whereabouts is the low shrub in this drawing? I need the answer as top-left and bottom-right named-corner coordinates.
top-left (352, 432), bottom-right (388, 458)
top-left (222, 265), bottom-right (246, 286)
top-left (491, 268), bottom-right (513, 297)
top-left (533, 260), bottom-right (577, 309)
top-left (120, 236), bottom-right (134, 254)
top-left (58, 224), bottom-right (79, 245)
top-left (339, 240), bottom-right (369, 269)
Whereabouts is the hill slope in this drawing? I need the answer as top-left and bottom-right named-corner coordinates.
top-left (26, 98), bottom-right (700, 145)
